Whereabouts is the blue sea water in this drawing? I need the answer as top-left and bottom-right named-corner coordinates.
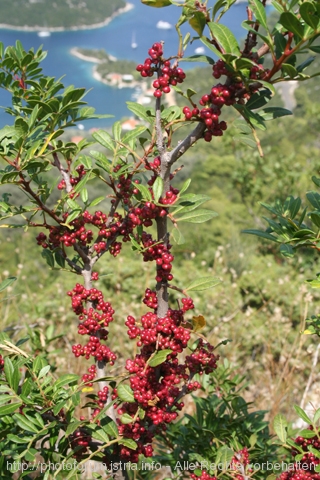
top-left (0, 0), bottom-right (260, 130)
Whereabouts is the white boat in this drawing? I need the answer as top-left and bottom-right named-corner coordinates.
top-left (156, 20), bottom-right (173, 30)
top-left (131, 32), bottom-right (137, 49)
top-left (37, 31), bottom-right (51, 37)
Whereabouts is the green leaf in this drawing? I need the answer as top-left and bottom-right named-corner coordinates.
top-left (122, 126), bottom-right (147, 145)
top-left (153, 176), bottom-right (164, 203)
top-left (300, 2), bottom-right (319, 29)
top-left (179, 178), bottom-right (191, 195)
top-left (91, 428), bottom-right (110, 443)
top-left (133, 183), bottom-right (152, 202)
top-left (13, 413), bottom-right (40, 433)
top-left (233, 134), bottom-right (256, 149)
top-left (92, 130), bottom-right (115, 152)
top-left (293, 404), bottom-right (312, 424)
top-left (273, 413), bottom-right (287, 442)
top-left (38, 365), bottom-right (51, 379)
top-left (102, 419), bottom-right (118, 437)
top-left (88, 196), bottom-right (105, 208)
top-left (120, 413), bottom-right (135, 424)
top-left (176, 209), bottom-right (218, 223)
top-left (0, 402), bottom-right (21, 416)
top-left (41, 249), bottom-right (55, 268)
top-left (180, 55), bottom-right (215, 65)
top-left (126, 101), bottom-right (155, 123)
top-left (246, 89), bottom-right (272, 110)
top-left (148, 349), bottom-right (172, 367)
top-left (53, 374), bottom-right (79, 389)
top-left (112, 121), bottom-right (122, 142)
top-left (259, 107), bottom-right (292, 121)
top-left (314, 408), bottom-right (320, 425)
top-left (242, 229), bottom-right (279, 242)
top-left (280, 244), bottom-right (294, 257)
top-left (171, 227), bottom-right (185, 245)
top-left (280, 12), bottom-right (304, 38)
top-left (249, 0), bottom-right (268, 30)
top-left (207, 22), bottom-right (240, 55)
top-left (299, 429), bottom-right (318, 438)
top-left (118, 438), bottom-right (138, 450)
top-left (141, 0), bottom-right (171, 6)
top-left (307, 191), bottom-right (320, 209)
top-left (4, 357), bottom-right (20, 392)
top-left (185, 276), bottom-right (221, 292)
top-left (0, 276), bottom-right (16, 292)
top-left (189, 12), bottom-right (207, 36)
top-left (117, 384), bottom-right (135, 403)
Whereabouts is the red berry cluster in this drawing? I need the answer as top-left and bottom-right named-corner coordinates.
top-left (0, 355), bottom-right (4, 371)
top-left (68, 284), bottom-right (116, 365)
top-left (231, 448), bottom-right (252, 479)
top-left (191, 472), bottom-right (217, 480)
top-left (277, 427), bottom-right (320, 480)
top-left (110, 285), bottom-right (219, 463)
top-left (186, 339), bottom-right (219, 375)
top-left (136, 43), bottom-right (186, 97)
top-left (70, 429), bottom-right (92, 460)
top-left (140, 232), bottom-right (174, 282)
top-left (82, 364), bottom-right (96, 386)
top-left (183, 58), bottom-right (269, 141)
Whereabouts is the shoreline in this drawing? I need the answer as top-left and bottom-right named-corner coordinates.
top-left (70, 48), bottom-right (117, 63)
top-left (0, 3), bottom-right (134, 33)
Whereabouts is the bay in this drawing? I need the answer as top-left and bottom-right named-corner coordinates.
top-left (0, 0), bottom-right (264, 130)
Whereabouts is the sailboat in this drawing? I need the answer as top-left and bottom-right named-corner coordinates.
top-left (131, 32), bottom-right (137, 49)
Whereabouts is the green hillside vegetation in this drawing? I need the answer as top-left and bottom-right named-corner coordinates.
top-left (0, 0), bottom-right (125, 29)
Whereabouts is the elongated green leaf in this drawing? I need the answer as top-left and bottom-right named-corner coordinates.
top-left (246, 90), bottom-right (272, 110)
top-left (120, 413), bottom-right (135, 424)
top-left (112, 121), bottom-right (122, 142)
top-left (134, 183), bottom-right (152, 202)
top-left (314, 407), bottom-right (320, 424)
top-left (280, 244), bottom-right (294, 257)
top-left (208, 22), bottom-right (240, 55)
top-left (0, 276), bottom-right (16, 292)
top-left (91, 428), bottom-right (110, 443)
top-left (118, 438), bottom-right (138, 450)
top-left (242, 229), bottom-right (279, 242)
top-left (53, 374), bottom-right (79, 390)
top-left (153, 176), bottom-right (164, 203)
top-left (233, 134), bottom-right (256, 149)
top-left (176, 209), bottom-right (218, 223)
top-left (300, 2), bottom-right (319, 29)
top-left (122, 126), bottom-right (147, 145)
top-left (88, 196), bottom-right (105, 207)
top-left (185, 276), bottom-right (221, 292)
top-left (180, 55), bottom-right (215, 65)
top-left (13, 413), bottom-right (40, 433)
top-left (299, 429), bottom-right (318, 438)
top-left (126, 101), bottom-right (155, 123)
top-left (0, 402), bottom-right (21, 416)
top-left (273, 413), bottom-right (287, 442)
top-left (249, 0), bottom-right (268, 29)
top-left (293, 404), bottom-right (312, 424)
top-left (307, 191), bottom-right (320, 210)
top-left (117, 384), bottom-right (135, 403)
top-left (259, 107), bottom-right (292, 121)
top-left (171, 227), bottom-right (185, 245)
top-left (141, 0), bottom-right (171, 6)
top-left (38, 365), bottom-right (51, 379)
top-left (189, 11), bottom-right (207, 36)
top-left (102, 419), bottom-right (119, 437)
top-left (280, 12), bottom-right (304, 38)
top-left (148, 349), bottom-right (172, 367)
top-left (179, 178), bottom-right (191, 195)
top-left (92, 130), bottom-right (115, 151)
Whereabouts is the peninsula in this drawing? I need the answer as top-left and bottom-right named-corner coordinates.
top-left (0, 0), bottom-right (130, 31)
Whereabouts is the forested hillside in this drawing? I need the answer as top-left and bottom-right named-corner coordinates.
top-left (0, 0), bottom-right (125, 29)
